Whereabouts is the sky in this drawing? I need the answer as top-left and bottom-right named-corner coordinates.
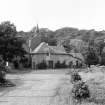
top-left (0, 0), bottom-right (105, 31)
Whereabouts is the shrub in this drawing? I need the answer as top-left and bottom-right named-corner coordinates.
top-left (37, 61), bottom-right (47, 69)
top-left (0, 57), bottom-right (7, 84)
top-left (13, 60), bottom-right (19, 69)
top-left (71, 71), bottom-right (81, 83)
top-left (55, 61), bottom-right (68, 69)
top-left (68, 61), bottom-right (73, 68)
top-left (60, 61), bottom-right (68, 68)
top-left (54, 61), bottom-right (61, 69)
top-left (72, 81), bottom-right (90, 102)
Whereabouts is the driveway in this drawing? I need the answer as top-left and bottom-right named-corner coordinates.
top-left (0, 70), bottom-right (71, 105)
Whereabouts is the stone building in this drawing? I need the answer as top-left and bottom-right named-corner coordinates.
top-left (31, 42), bottom-right (84, 69)
top-left (25, 24), bottom-right (84, 69)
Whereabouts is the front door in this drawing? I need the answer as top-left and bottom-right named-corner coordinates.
top-left (49, 61), bottom-right (53, 69)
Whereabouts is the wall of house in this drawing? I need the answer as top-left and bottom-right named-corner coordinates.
top-left (31, 53), bottom-right (82, 69)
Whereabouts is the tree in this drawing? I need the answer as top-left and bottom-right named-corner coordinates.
top-left (72, 81), bottom-right (90, 102)
top-left (85, 41), bottom-right (99, 67)
top-left (0, 21), bottom-right (26, 63)
top-left (95, 39), bottom-right (105, 56)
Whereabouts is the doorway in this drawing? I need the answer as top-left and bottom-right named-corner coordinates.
top-left (48, 60), bottom-right (53, 69)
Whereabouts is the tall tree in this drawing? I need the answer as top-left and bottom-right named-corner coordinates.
top-left (0, 21), bottom-right (26, 62)
top-left (85, 40), bottom-right (99, 67)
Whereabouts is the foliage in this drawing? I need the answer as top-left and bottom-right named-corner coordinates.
top-left (54, 28), bottom-right (105, 57)
top-left (54, 61), bottom-right (68, 69)
top-left (0, 21), bottom-right (26, 62)
top-left (29, 27), bottom-right (57, 46)
top-left (100, 53), bottom-right (105, 65)
top-left (20, 56), bottom-right (30, 68)
top-left (16, 26), bottom-right (105, 67)
top-left (55, 61), bottom-right (61, 68)
top-left (55, 28), bottom-right (105, 44)
top-left (60, 61), bottom-right (68, 68)
top-left (94, 39), bottom-right (105, 56)
top-left (86, 47), bottom-right (99, 67)
top-left (37, 61), bottom-right (47, 69)
top-left (0, 56), bottom-right (7, 83)
top-left (72, 81), bottom-right (90, 102)
top-left (69, 39), bottom-right (85, 53)
top-left (71, 71), bottom-right (81, 83)
top-left (55, 27), bottom-right (79, 40)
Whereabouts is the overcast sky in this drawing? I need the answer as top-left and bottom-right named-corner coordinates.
top-left (0, 0), bottom-right (105, 31)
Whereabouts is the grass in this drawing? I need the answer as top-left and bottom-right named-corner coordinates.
top-left (78, 70), bottom-right (105, 105)
top-left (4, 68), bottom-right (105, 105)
top-left (51, 68), bottom-right (105, 105)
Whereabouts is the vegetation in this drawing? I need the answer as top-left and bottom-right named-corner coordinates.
top-left (0, 21), bottom-right (26, 63)
top-left (54, 61), bottom-right (68, 69)
top-left (0, 21), bottom-right (27, 69)
top-left (72, 81), bottom-right (90, 102)
top-left (15, 25), bottom-right (105, 68)
top-left (86, 47), bottom-right (99, 67)
top-left (0, 56), bottom-right (15, 87)
top-left (26, 27), bottom-right (105, 67)
top-left (71, 71), bottom-right (81, 83)
top-left (0, 21), bottom-right (105, 68)
top-left (36, 60), bottom-right (47, 69)
top-left (71, 72), bottom-right (90, 103)
top-left (0, 57), bottom-right (6, 83)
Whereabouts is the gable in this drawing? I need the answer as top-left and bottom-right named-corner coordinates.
top-left (32, 42), bottom-right (48, 53)
top-left (48, 45), bottom-right (66, 54)
top-left (31, 42), bottom-right (66, 54)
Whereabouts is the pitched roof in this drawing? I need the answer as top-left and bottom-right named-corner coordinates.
top-left (30, 35), bottom-right (41, 51)
top-left (70, 53), bottom-right (84, 62)
top-left (31, 42), bottom-right (84, 62)
top-left (31, 42), bottom-right (66, 54)
top-left (48, 45), bottom-right (66, 54)
top-left (24, 35), bottom-right (41, 53)
top-left (32, 42), bottom-right (48, 53)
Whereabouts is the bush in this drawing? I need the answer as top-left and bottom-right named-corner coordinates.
top-left (13, 60), bottom-right (19, 69)
top-left (20, 57), bottom-right (30, 68)
top-left (55, 61), bottom-right (68, 69)
top-left (0, 57), bottom-right (7, 84)
top-left (60, 61), bottom-right (68, 68)
top-left (71, 71), bottom-right (81, 83)
top-left (37, 61), bottom-right (47, 69)
top-left (72, 81), bottom-right (90, 102)
top-left (85, 51), bottom-right (99, 67)
top-left (55, 61), bottom-right (61, 69)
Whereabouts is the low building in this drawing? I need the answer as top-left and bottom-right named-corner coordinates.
top-left (31, 42), bottom-right (84, 69)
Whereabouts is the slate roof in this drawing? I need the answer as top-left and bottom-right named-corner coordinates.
top-left (31, 42), bottom-right (84, 62)
top-left (31, 42), bottom-right (66, 54)
top-left (30, 35), bottom-right (41, 51)
top-left (24, 35), bottom-right (41, 53)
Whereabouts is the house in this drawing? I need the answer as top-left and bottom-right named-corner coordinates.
top-left (31, 42), bottom-right (84, 69)
top-left (22, 24), bottom-right (84, 69)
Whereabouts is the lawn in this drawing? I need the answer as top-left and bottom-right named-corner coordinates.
top-left (2, 68), bottom-right (105, 105)
top-left (79, 69), bottom-right (105, 105)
